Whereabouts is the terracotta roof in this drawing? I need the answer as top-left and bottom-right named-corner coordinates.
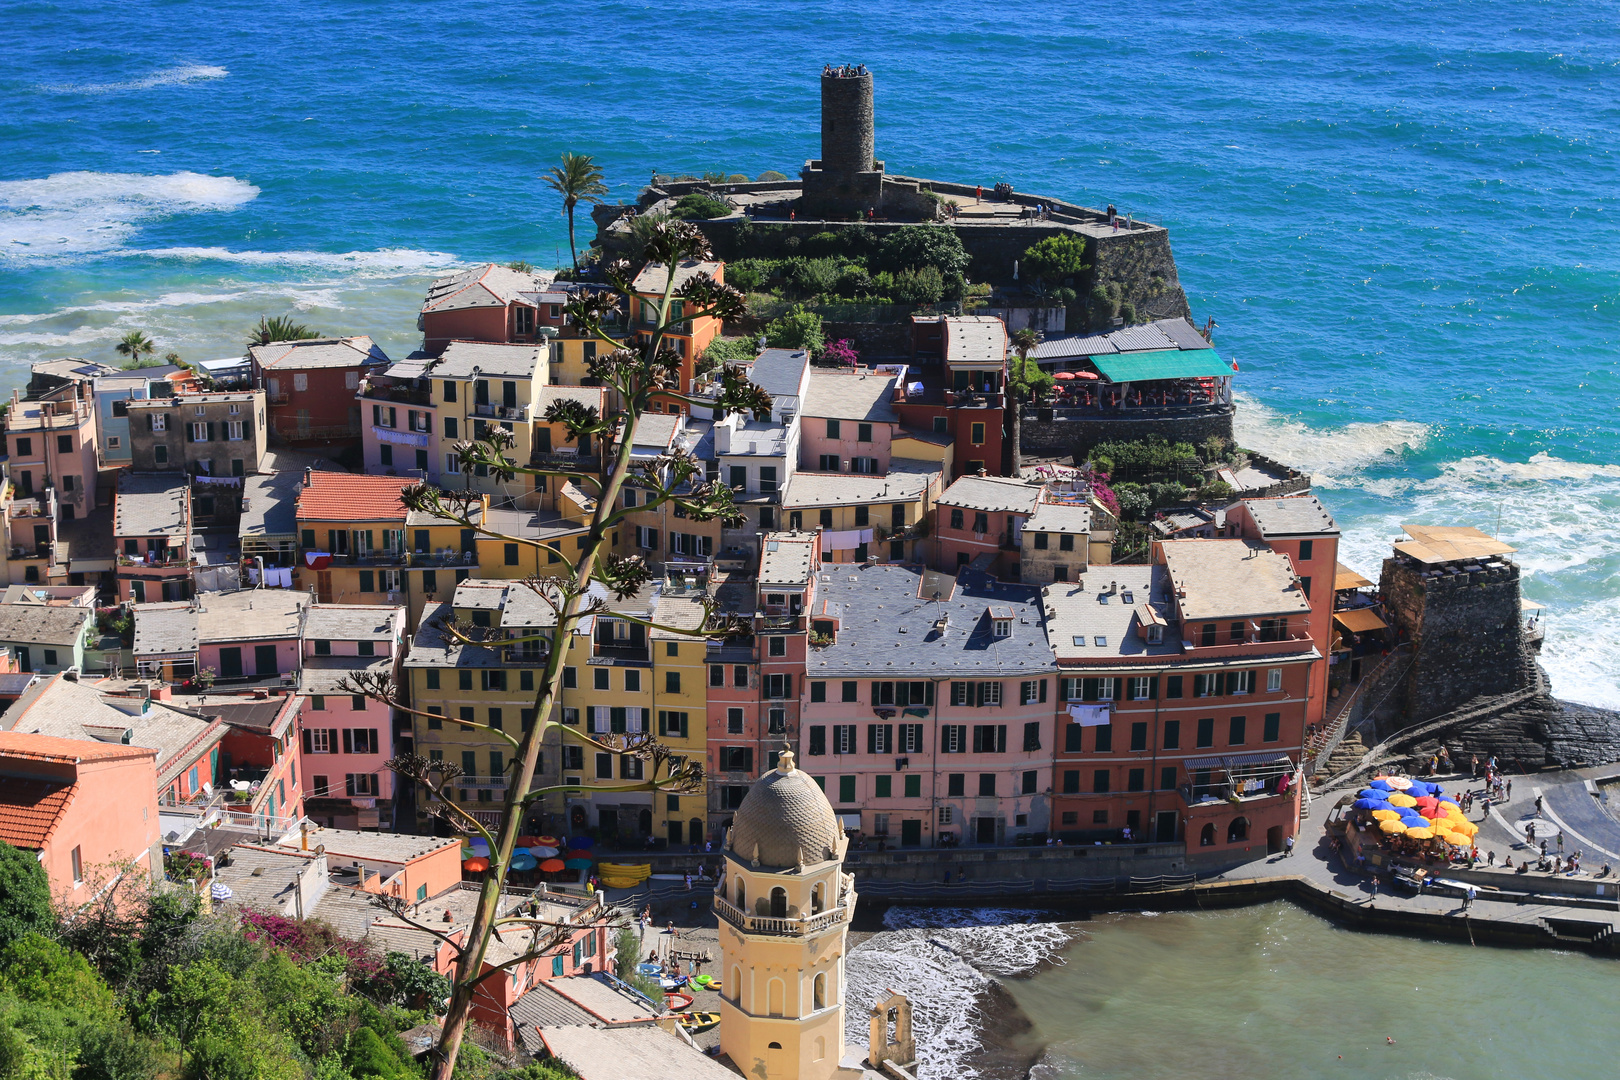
top-left (0, 729), bottom-right (157, 764)
top-left (296, 472), bottom-right (411, 523)
top-left (0, 777), bottom-right (74, 850)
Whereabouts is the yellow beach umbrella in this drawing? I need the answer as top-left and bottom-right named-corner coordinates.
top-left (1406, 827), bottom-right (1436, 840)
top-left (1386, 793), bottom-right (1418, 808)
top-left (1379, 819), bottom-right (1408, 834)
top-left (1439, 801), bottom-right (1461, 813)
top-left (1372, 809), bottom-right (1402, 821)
top-left (1451, 820), bottom-right (1478, 836)
top-left (1441, 831), bottom-right (1470, 846)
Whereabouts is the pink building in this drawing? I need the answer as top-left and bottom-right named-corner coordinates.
top-left (931, 473), bottom-right (1042, 579)
top-left (113, 473), bottom-right (192, 603)
top-left (3, 382), bottom-right (100, 522)
top-left (796, 368), bottom-right (903, 475)
top-left (207, 693), bottom-right (305, 826)
top-left (0, 730), bottom-right (161, 902)
top-left (297, 603), bottom-right (407, 830)
top-left (801, 564), bottom-right (1056, 847)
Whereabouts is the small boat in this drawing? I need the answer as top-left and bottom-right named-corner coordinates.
top-left (637, 962), bottom-right (662, 977)
top-left (661, 975), bottom-right (688, 991)
top-left (678, 1011), bottom-right (721, 1034)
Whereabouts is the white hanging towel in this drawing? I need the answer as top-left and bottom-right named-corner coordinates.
top-left (1067, 704), bottom-right (1112, 726)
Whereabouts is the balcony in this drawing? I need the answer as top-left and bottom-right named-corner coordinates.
top-left (475, 403), bottom-right (530, 422)
top-left (759, 613), bottom-right (804, 633)
top-left (456, 775), bottom-right (509, 789)
top-left (118, 551), bottom-right (191, 571)
top-left (1182, 628), bottom-right (1314, 654)
top-left (712, 893), bottom-right (851, 937)
top-left (530, 450), bottom-right (601, 470)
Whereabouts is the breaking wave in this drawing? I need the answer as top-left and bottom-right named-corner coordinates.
top-left (1231, 393), bottom-right (1430, 487)
top-left (844, 909), bottom-right (1073, 1080)
top-left (42, 64), bottom-right (228, 94)
top-left (0, 171), bottom-right (259, 256)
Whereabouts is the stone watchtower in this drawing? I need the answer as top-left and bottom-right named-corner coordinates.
top-left (715, 750), bottom-right (862, 1080)
top-left (800, 67), bottom-right (885, 216)
top-left (1378, 525), bottom-right (1531, 724)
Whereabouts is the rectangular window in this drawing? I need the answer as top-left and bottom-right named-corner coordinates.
top-left (810, 681), bottom-right (827, 703)
top-left (1161, 766), bottom-right (1178, 791)
top-left (875, 774), bottom-right (892, 798)
top-left (1129, 722), bottom-right (1147, 752)
top-left (1163, 720), bottom-right (1181, 750)
top-left (978, 773), bottom-right (996, 796)
top-left (809, 726), bottom-right (826, 755)
top-left (765, 673), bottom-right (791, 699)
top-left (857, 422), bottom-right (872, 443)
top-left (563, 666), bottom-right (576, 689)
top-left (1023, 721), bottom-right (1042, 751)
top-left (826, 419), bottom-right (841, 439)
top-left (839, 776), bottom-right (857, 804)
top-left (1062, 769), bottom-right (1080, 794)
top-left (728, 708), bottom-right (744, 734)
top-left (594, 668), bottom-right (609, 691)
top-left (1092, 768), bottom-right (1111, 794)
top-left (832, 725), bottom-right (856, 754)
top-left (71, 845), bottom-right (83, 884)
top-left (1229, 715), bottom-right (1247, 745)
top-left (1127, 768), bottom-right (1145, 792)
top-left (899, 724), bottom-right (923, 753)
top-left (1064, 723), bottom-right (1083, 752)
top-left (947, 774), bottom-right (965, 797)
top-left (904, 774), bottom-right (921, 798)
top-left (1267, 668), bottom-right (1283, 692)
top-left (734, 666), bottom-right (748, 688)
top-left (1166, 675), bottom-right (1183, 699)
top-left (940, 725), bottom-right (967, 753)
top-left (970, 421), bottom-right (985, 445)
top-left (623, 669), bottom-right (641, 693)
top-left (1022, 770), bottom-right (1037, 795)
top-left (972, 725), bottom-right (1006, 753)
top-left (1095, 723), bottom-right (1113, 752)
top-left (867, 724), bottom-right (893, 755)
top-left (1298, 539), bottom-right (1313, 562)
top-left (1264, 712), bottom-right (1281, 742)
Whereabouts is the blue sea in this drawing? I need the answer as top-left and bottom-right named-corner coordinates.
top-left (2, 1), bottom-right (1616, 704)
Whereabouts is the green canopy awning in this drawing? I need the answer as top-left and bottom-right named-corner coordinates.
top-left (1091, 349), bottom-right (1234, 384)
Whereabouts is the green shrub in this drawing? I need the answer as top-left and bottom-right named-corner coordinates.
top-left (701, 337), bottom-right (758, 370)
top-left (1147, 482), bottom-right (1189, 508)
top-left (876, 225), bottom-right (970, 276)
top-left (1197, 480), bottom-right (1235, 502)
top-left (1113, 483), bottom-right (1151, 521)
top-left (1021, 234), bottom-right (1089, 281)
top-left (786, 257), bottom-right (846, 296)
top-left (0, 843), bottom-right (53, 949)
top-left (764, 305), bottom-right (826, 355)
top-left (1091, 438), bottom-right (1199, 475)
top-left (801, 231), bottom-right (843, 258)
top-left (891, 265), bottom-right (945, 305)
top-left (726, 260), bottom-right (770, 293)
top-left (756, 170), bottom-right (789, 182)
top-left (669, 193), bottom-right (731, 220)
top-left (1118, 300), bottom-right (1137, 325)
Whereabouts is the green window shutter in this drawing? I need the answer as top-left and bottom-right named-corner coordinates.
top-left (358, 570), bottom-right (374, 592)
top-left (839, 776), bottom-right (856, 804)
top-left (301, 529), bottom-right (316, 549)
top-left (207, 422), bottom-right (216, 441)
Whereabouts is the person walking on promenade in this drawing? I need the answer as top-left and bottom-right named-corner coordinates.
top-left (1557, 830), bottom-right (1565, 854)
top-left (1284, 835), bottom-right (1295, 857)
top-left (1506, 778), bottom-right (1513, 799)
top-left (1535, 794), bottom-right (1544, 815)
top-left (1464, 885), bottom-right (1477, 911)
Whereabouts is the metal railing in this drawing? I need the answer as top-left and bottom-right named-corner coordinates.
top-left (474, 403), bottom-right (530, 421)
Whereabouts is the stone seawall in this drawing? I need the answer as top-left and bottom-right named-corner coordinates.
top-left (1019, 406), bottom-right (1235, 459)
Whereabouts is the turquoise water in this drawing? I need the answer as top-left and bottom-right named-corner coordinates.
top-left (1005, 904), bottom-right (1616, 1080)
top-left (3, 1), bottom-right (1617, 700)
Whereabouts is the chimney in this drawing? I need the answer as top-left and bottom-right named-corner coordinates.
top-left (303, 466), bottom-right (312, 487)
top-left (151, 685), bottom-right (172, 702)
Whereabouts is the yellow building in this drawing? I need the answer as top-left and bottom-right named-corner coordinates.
top-left (779, 459), bottom-right (941, 565)
top-left (430, 341), bottom-right (549, 509)
top-left (716, 750), bottom-right (859, 1080)
top-left (649, 591), bottom-right (710, 847)
top-left (404, 579), bottom-right (561, 832)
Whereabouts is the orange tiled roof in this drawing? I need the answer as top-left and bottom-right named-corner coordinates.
top-left (0, 730), bottom-right (156, 764)
top-left (295, 472), bottom-right (411, 523)
top-left (0, 778), bottom-right (75, 850)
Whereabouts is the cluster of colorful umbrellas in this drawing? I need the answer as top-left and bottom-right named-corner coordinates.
top-left (1354, 776), bottom-right (1479, 846)
top-left (460, 833), bottom-right (597, 877)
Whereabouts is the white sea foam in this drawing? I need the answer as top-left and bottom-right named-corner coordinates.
top-left (122, 246), bottom-right (462, 273)
top-left (0, 171), bottom-right (259, 255)
top-left (1232, 393), bottom-right (1430, 487)
top-left (42, 64), bottom-right (228, 94)
top-left (845, 909), bottom-right (1073, 1080)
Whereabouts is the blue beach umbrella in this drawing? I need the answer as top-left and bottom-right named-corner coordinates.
top-left (1370, 779), bottom-right (1394, 791)
top-left (466, 837), bottom-right (491, 857)
top-left (1400, 815), bottom-right (1429, 830)
top-left (564, 857), bottom-right (593, 870)
top-left (510, 852), bottom-right (537, 872)
top-left (1353, 798), bottom-right (1388, 810)
top-left (569, 836), bottom-right (595, 850)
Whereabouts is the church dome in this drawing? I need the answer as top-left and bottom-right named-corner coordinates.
top-left (727, 751), bottom-right (843, 868)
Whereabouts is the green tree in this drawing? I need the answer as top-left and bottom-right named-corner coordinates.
top-left (891, 266), bottom-right (945, 305)
top-left (339, 219), bottom-right (768, 1080)
top-left (876, 224), bottom-right (970, 276)
top-left (542, 152), bottom-right (609, 271)
top-left (248, 315), bottom-right (320, 348)
top-left (755, 170), bottom-right (789, 182)
top-left (114, 331), bottom-right (156, 367)
top-left (346, 1025), bottom-right (415, 1080)
top-left (764, 304), bottom-right (825, 355)
top-left (0, 935), bottom-right (116, 1019)
top-left (1020, 234), bottom-right (1089, 282)
top-left (0, 844), bottom-right (53, 949)
top-left (699, 337), bottom-right (758, 374)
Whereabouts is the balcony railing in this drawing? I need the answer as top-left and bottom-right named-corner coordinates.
top-left (1182, 628), bottom-right (1314, 652)
top-left (475, 403), bottom-right (530, 421)
top-left (759, 614), bottom-right (803, 633)
top-left (712, 894), bottom-right (850, 937)
top-left (456, 775), bottom-right (508, 788)
top-left (118, 552), bottom-right (191, 570)
top-left (530, 450), bottom-right (601, 470)
top-left (361, 384), bottom-right (433, 407)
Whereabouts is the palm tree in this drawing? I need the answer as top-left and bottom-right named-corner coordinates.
top-left (542, 152), bottom-right (608, 271)
top-left (115, 331), bottom-right (156, 366)
top-left (248, 315), bottom-right (320, 348)
top-left (1007, 328), bottom-right (1042, 476)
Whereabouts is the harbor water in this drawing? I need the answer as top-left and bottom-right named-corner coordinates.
top-left (850, 903), bottom-right (1618, 1080)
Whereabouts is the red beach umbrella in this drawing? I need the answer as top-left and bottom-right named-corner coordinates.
top-left (1054, 371), bottom-right (1077, 381)
top-left (539, 858), bottom-right (566, 873)
top-left (462, 857), bottom-right (490, 873)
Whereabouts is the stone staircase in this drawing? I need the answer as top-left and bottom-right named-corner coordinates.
top-left (1541, 916), bottom-right (1615, 946)
top-left (1311, 730), bottom-right (1374, 792)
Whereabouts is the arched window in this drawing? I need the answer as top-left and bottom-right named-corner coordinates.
top-left (1200, 823), bottom-right (1216, 847)
top-left (770, 886), bottom-right (788, 918)
top-left (813, 972), bottom-right (826, 1010)
top-left (731, 965), bottom-right (742, 1004)
top-left (811, 881), bottom-right (825, 913)
top-left (768, 1042), bottom-right (783, 1050)
top-left (767, 978), bottom-right (785, 1016)
top-left (814, 1037), bottom-right (825, 1061)
top-left (736, 879), bottom-right (746, 909)
top-left (1228, 817), bottom-right (1249, 843)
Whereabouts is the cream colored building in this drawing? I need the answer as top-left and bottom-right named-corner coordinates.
top-left (716, 750), bottom-right (861, 1080)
